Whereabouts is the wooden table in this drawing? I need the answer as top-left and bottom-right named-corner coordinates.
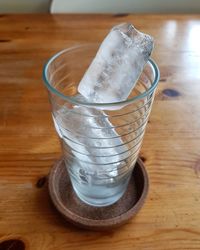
top-left (0, 14), bottom-right (200, 250)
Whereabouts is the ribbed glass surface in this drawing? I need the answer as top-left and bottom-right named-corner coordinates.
top-left (43, 44), bottom-right (159, 206)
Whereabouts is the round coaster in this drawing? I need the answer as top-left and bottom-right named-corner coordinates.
top-left (48, 158), bottom-right (149, 230)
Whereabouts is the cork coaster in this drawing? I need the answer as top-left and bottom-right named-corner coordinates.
top-left (48, 158), bottom-right (149, 230)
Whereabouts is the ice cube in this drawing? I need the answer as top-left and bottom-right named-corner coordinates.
top-left (53, 101), bottom-right (130, 178)
top-left (78, 23), bottom-right (154, 104)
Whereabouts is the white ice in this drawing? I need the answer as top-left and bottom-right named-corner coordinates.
top-left (52, 101), bottom-right (130, 179)
top-left (78, 23), bottom-right (153, 105)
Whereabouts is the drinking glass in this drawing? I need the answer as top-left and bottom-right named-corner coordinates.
top-left (43, 44), bottom-right (159, 207)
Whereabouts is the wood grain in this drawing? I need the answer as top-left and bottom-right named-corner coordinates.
top-left (0, 14), bottom-right (200, 249)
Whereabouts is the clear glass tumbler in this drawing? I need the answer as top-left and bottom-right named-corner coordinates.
top-left (43, 44), bottom-right (159, 207)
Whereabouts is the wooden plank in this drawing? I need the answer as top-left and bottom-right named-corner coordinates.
top-left (0, 14), bottom-right (200, 250)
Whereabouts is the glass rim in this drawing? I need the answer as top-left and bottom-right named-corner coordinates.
top-left (43, 44), bottom-right (160, 107)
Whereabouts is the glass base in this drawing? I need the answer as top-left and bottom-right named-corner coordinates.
top-left (71, 176), bottom-right (130, 207)
top-left (73, 185), bottom-right (126, 207)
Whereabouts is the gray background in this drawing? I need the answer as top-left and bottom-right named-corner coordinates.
top-left (0, 0), bottom-right (199, 13)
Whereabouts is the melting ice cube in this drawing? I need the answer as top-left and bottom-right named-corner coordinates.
top-left (53, 101), bottom-right (130, 179)
top-left (78, 23), bottom-right (154, 104)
